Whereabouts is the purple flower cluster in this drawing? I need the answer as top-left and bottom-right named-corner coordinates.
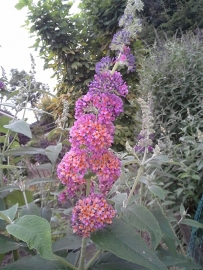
top-left (95, 56), bottom-right (114, 74)
top-left (110, 30), bottom-right (131, 51)
top-left (89, 71), bottom-right (128, 97)
top-left (56, 0), bottom-right (141, 238)
top-left (57, 148), bottom-right (120, 197)
top-left (117, 46), bottom-right (136, 73)
top-left (75, 92), bottom-right (123, 122)
top-left (71, 193), bottom-right (116, 237)
top-left (69, 114), bottom-right (115, 151)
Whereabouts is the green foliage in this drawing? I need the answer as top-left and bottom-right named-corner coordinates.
top-left (19, 0), bottom-right (141, 150)
top-left (6, 215), bottom-right (55, 260)
top-left (1, 255), bottom-right (68, 270)
top-left (91, 218), bottom-right (168, 270)
top-left (4, 120), bottom-right (32, 139)
top-left (90, 252), bottom-right (150, 270)
top-left (139, 33), bottom-right (203, 141)
top-left (121, 204), bottom-right (162, 249)
top-left (140, 0), bottom-right (203, 45)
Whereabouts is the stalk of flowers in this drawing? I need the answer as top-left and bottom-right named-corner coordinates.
top-left (57, 0), bottom-right (143, 240)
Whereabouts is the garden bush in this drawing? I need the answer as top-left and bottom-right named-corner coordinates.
top-left (137, 32), bottom-right (203, 217)
top-left (1, 0), bottom-right (203, 269)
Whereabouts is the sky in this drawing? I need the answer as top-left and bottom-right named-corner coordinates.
top-left (0, 0), bottom-right (79, 123)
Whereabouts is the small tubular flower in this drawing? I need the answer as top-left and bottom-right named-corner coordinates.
top-left (89, 71), bottom-right (128, 97)
top-left (71, 193), bottom-right (116, 237)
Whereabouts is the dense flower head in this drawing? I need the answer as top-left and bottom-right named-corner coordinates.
top-left (89, 71), bottom-right (128, 97)
top-left (117, 46), bottom-right (136, 73)
top-left (71, 193), bottom-right (116, 237)
top-left (57, 149), bottom-right (95, 198)
top-left (95, 56), bottom-right (114, 74)
top-left (57, 149), bottom-right (89, 186)
top-left (69, 114), bottom-right (115, 151)
top-left (75, 92), bottom-right (123, 122)
top-left (91, 150), bottom-right (121, 194)
top-left (110, 30), bottom-right (131, 51)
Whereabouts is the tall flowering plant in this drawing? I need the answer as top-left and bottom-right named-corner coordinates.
top-left (57, 0), bottom-right (142, 236)
top-left (54, 0), bottom-right (200, 270)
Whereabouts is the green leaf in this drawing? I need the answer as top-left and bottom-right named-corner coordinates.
top-left (0, 253), bottom-right (5, 266)
top-left (1, 255), bottom-right (68, 270)
top-left (4, 120), bottom-right (32, 138)
top-left (0, 185), bottom-right (19, 193)
top-left (0, 165), bottom-right (24, 169)
top-left (148, 185), bottom-right (165, 200)
top-left (20, 202), bottom-right (41, 217)
top-left (156, 248), bottom-right (203, 268)
top-left (151, 205), bottom-right (179, 242)
top-left (4, 190), bottom-right (33, 207)
top-left (0, 116), bottom-right (12, 134)
top-left (0, 198), bottom-right (6, 230)
top-left (25, 178), bottom-right (58, 187)
top-left (0, 234), bottom-right (20, 254)
top-left (91, 219), bottom-right (167, 270)
top-left (179, 218), bottom-right (203, 229)
top-left (0, 203), bottom-right (18, 222)
top-left (4, 146), bottom-right (46, 156)
top-left (45, 143), bottom-right (62, 164)
top-left (52, 235), bottom-right (82, 252)
top-left (191, 174), bottom-right (201, 180)
top-left (15, 2), bottom-right (26, 10)
top-left (121, 204), bottom-right (162, 249)
top-left (6, 215), bottom-right (56, 260)
top-left (41, 206), bottom-right (52, 222)
top-left (90, 252), bottom-right (149, 270)
top-left (34, 163), bottom-right (53, 171)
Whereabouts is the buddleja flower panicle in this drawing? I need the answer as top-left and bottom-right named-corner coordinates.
top-left (95, 56), bottom-right (114, 74)
top-left (75, 92), bottom-right (123, 122)
top-left (71, 193), bottom-right (116, 237)
top-left (69, 114), bottom-right (115, 152)
top-left (110, 30), bottom-right (131, 51)
top-left (89, 71), bottom-right (128, 97)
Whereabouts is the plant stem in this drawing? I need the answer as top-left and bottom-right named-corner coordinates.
top-left (86, 177), bottom-right (91, 197)
top-left (124, 165), bottom-right (143, 208)
top-left (0, 156), bottom-right (4, 187)
top-left (55, 255), bottom-right (78, 270)
top-left (0, 212), bottom-right (12, 224)
top-left (22, 190), bottom-right (29, 208)
top-left (78, 237), bottom-right (88, 270)
top-left (84, 249), bottom-right (102, 270)
top-left (13, 249), bottom-right (20, 261)
top-left (111, 62), bottom-right (119, 74)
top-left (140, 182), bottom-right (143, 205)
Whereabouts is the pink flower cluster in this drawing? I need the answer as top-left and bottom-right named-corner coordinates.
top-left (57, 149), bottom-right (120, 197)
top-left (71, 193), bottom-right (116, 237)
top-left (57, 33), bottom-right (134, 237)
